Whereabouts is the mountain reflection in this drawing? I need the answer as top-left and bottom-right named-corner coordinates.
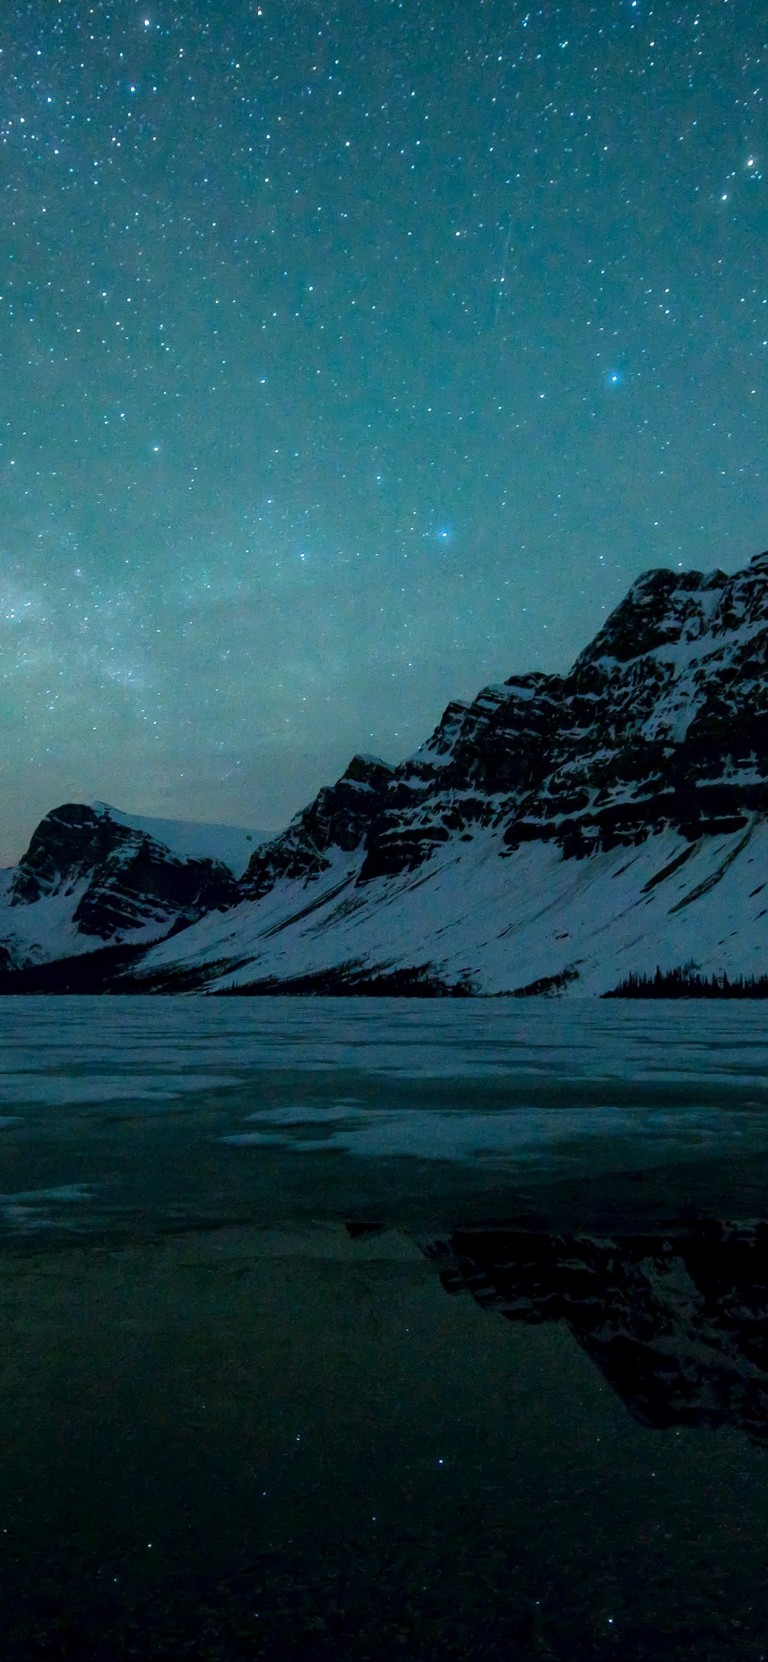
top-left (409, 1220), bottom-right (768, 1440)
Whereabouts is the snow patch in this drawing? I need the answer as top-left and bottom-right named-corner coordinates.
top-left (91, 803), bottom-right (266, 876)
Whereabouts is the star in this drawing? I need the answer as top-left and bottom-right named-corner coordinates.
top-left (0, 0), bottom-right (762, 859)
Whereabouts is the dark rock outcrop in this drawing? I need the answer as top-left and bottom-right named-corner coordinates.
top-left (239, 754), bottom-right (395, 898)
top-left (8, 803), bottom-right (238, 943)
top-left (237, 550), bottom-right (768, 891)
top-left (5, 547), bottom-right (768, 991)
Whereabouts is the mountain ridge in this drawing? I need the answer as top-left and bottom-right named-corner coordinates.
top-left (0, 803), bottom-right (264, 970)
top-left (2, 548), bottom-right (768, 993)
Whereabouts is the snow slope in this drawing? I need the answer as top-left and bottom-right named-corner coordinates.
top-left (136, 814), bottom-right (768, 995)
top-left (5, 548), bottom-right (768, 992)
top-left (92, 805), bottom-right (265, 879)
top-left (131, 549), bottom-right (768, 995)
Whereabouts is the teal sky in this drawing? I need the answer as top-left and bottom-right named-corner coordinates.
top-left (1, 0), bottom-right (766, 860)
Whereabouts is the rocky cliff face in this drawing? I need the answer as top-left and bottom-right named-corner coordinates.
top-left (129, 548), bottom-right (768, 995)
top-left (231, 551), bottom-right (768, 895)
top-left (421, 1220), bottom-right (768, 1442)
top-left (0, 803), bottom-right (240, 966)
top-left (240, 753), bottom-right (396, 898)
top-left (234, 674), bottom-right (564, 892)
top-left (512, 554), bottom-right (768, 856)
top-left (5, 548), bottom-right (768, 992)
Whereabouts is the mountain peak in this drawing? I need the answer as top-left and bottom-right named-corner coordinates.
top-left (4, 545), bottom-right (768, 993)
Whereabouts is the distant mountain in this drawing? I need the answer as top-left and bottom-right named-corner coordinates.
top-left (3, 548), bottom-right (768, 993)
top-left (0, 803), bottom-right (264, 971)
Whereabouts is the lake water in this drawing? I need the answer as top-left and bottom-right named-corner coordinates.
top-left (1, 995), bottom-right (768, 1659)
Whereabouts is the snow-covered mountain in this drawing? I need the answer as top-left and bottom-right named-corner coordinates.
top-left (129, 547), bottom-right (768, 995)
top-left (3, 547), bottom-right (768, 993)
top-left (0, 802), bottom-right (264, 970)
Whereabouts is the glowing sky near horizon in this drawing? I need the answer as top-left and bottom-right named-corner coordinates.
top-left (0, 0), bottom-right (766, 861)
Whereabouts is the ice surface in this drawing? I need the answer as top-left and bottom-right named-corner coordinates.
top-left (0, 993), bottom-right (767, 1106)
top-left (220, 1100), bottom-right (763, 1161)
top-left (0, 997), bottom-right (767, 1242)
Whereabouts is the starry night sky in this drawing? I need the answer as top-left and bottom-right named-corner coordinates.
top-left (1, 0), bottom-right (766, 861)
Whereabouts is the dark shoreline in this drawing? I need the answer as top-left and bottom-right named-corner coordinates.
top-left (0, 949), bottom-right (765, 998)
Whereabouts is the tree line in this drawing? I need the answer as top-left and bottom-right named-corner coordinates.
top-left (604, 966), bottom-right (768, 998)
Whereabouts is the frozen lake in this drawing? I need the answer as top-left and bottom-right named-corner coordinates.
top-left (3, 994), bottom-right (768, 1239)
top-left (1, 996), bottom-right (768, 1657)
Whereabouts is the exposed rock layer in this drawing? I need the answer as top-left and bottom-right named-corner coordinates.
top-left (237, 552), bottom-right (768, 891)
top-left (3, 550), bottom-right (768, 990)
top-left (1, 803), bottom-right (238, 965)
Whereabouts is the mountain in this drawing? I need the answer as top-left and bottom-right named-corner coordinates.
top-left (3, 547), bottom-right (768, 994)
top-left (129, 548), bottom-right (768, 995)
top-left (418, 1220), bottom-right (768, 1441)
top-left (0, 803), bottom-right (264, 971)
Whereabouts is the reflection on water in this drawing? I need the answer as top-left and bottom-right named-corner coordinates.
top-left (4, 1218), bottom-right (768, 1660)
top-left (418, 1220), bottom-right (768, 1441)
top-left (2, 998), bottom-right (768, 1657)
